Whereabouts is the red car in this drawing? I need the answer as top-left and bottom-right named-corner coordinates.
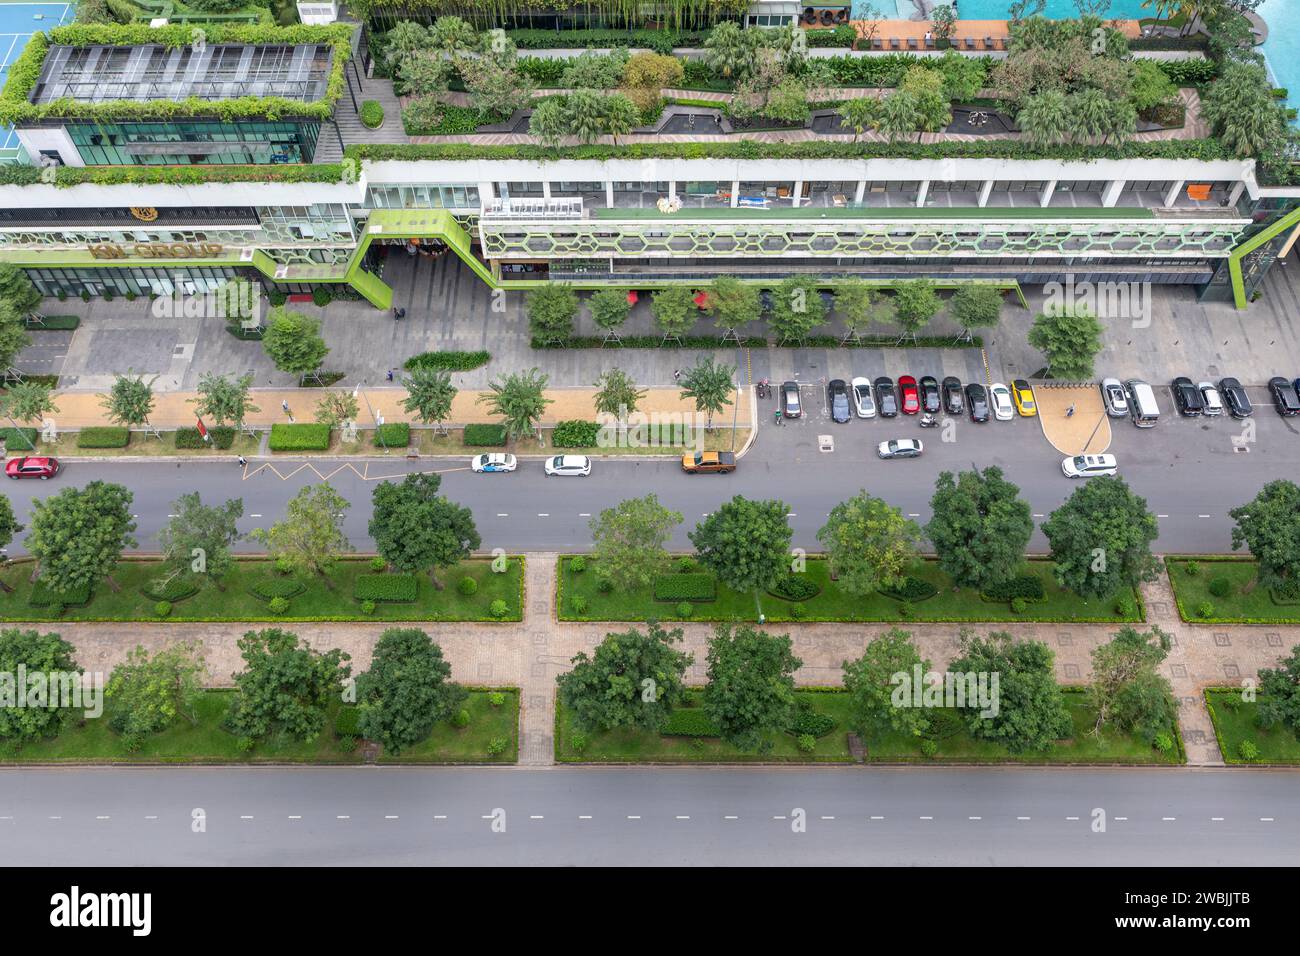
top-left (5, 456), bottom-right (59, 480)
top-left (898, 375), bottom-right (920, 415)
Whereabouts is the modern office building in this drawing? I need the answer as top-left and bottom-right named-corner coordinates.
top-left (0, 22), bottom-right (1297, 311)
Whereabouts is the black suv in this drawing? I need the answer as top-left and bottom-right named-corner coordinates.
top-left (919, 375), bottom-right (941, 414)
top-left (827, 379), bottom-right (851, 423)
top-left (965, 383), bottom-right (989, 423)
top-left (1171, 376), bottom-right (1205, 417)
top-left (942, 376), bottom-right (963, 415)
top-left (1218, 377), bottom-right (1252, 419)
top-left (874, 376), bottom-right (898, 418)
top-left (1268, 377), bottom-right (1300, 417)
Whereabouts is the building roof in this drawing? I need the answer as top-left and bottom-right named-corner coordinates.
top-left (31, 43), bottom-right (334, 105)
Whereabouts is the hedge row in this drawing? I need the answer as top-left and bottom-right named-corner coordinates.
top-left (353, 574), bottom-right (419, 602)
top-left (76, 426), bottom-right (130, 449)
top-left (0, 427), bottom-right (38, 449)
top-left (403, 350), bottom-right (491, 373)
top-left (247, 576), bottom-right (307, 600)
top-left (175, 426), bottom-right (236, 450)
top-left (663, 707), bottom-right (721, 737)
top-left (463, 423), bottom-right (507, 446)
top-left (140, 575), bottom-right (200, 603)
top-left (373, 422), bottom-right (410, 448)
top-left (268, 423), bottom-right (332, 451)
top-left (535, 333), bottom-right (983, 350)
top-left (653, 573), bottom-right (717, 602)
top-left (552, 420), bottom-right (601, 447)
top-left (980, 574), bottom-right (1047, 604)
top-left (29, 580), bottom-right (92, 607)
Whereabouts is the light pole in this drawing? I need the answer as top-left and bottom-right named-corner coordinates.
top-left (354, 381), bottom-right (388, 455)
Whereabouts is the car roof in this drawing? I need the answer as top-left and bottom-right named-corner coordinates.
top-left (558, 455), bottom-right (588, 465)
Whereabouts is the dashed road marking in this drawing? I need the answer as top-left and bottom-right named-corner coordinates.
top-left (1017, 816), bottom-right (1031, 821)
top-left (1162, 816), bottom-right (1176, 821)
top-left (1261, 817), bottom-right (1275, 822)
top-left (337, 815), bottom-right (350, 820)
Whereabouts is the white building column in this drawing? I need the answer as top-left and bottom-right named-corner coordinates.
top-left (731, 180), bottom-right (740, 208)
top-left (1039, 179), bottom-right (1057, 208)
top-left (605, 181), bottom-right (615, 207)
top-left (1102, 179), bottom-right (1126, 207)
top-left (792, 180), bottom-right (803, 207)
top-left (1228, 182), bottom-right (1245, 206)
top-left (668, 181), bottom-right (677, 200)
top-left (541, 182), bottom-right (552, 199)
top-left (915, 179), bottom-right (930, 207)
top-left (1163, 180), bottom-right (1184, 207)
top-left (854, 180), bottom-right (867, 204)
top-left (978, 179), bottom-right (994, 208)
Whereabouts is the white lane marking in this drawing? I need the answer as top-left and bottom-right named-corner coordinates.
top-left (724, 815), bottom-right (738, 820)
top-left (1017, 816), bottom-right (1031, 821)
top-left (385, 815), bottom-right (399, 820)
top-left (250, 514), bottom-right (262, 518)
top-left (48, 816), bottom-right (61, 820)
top-left (869, 815), bottom-right (884, 820)
top-left (1211, 817), bottom-right (1224, 821)
top-left (773, 815), bottom-right (787, 820)
top-left (820, 815), bottom-right (835, 821)
top-left (919, 816), bottom-right (933, 820)
top-left (496, 513), bottom-right (508, 517)
top-left (627, 815), bottom-right (641, 820)
top-left (786, 512), bottom-right (797, 517)
top-left (1115, 816), bottom-right (1128, 821)
top-left (1198, 514), bottom-right (1212, 519)
top-left (537, 513), bottom-right (549, 517)
top-left (530, 815), bottom-right (544, 820)
top-left (578, 513), bottom-right (591, 517)
top-left (1157, 514), bottom-right (1169, 518)
top-left (1162, 816), bottom-right (1176, 821)
top-left (578, 815), bottom-right (592, 820)
top-left (1261, 817), bottom-right (1275, 822)
top-left (968, 816), bottom-right (982, 821)
top-left (288, 815), bottom-right (302, 820)
top-left (240, 815), bottom-right (254, 820)
top-left (1032, 513), bottom-right (1044, 518)
top-left (1066, 816), bottom-right (1080, 821)
top-left (907, 513), bottom-right (920, 517)
top-left (96, 816), bottom-right (110, 820)
top-left (433, 815), bottom-right (447, 820)
top-left (676, 815), bottom-right (691, 820)
top-left (337, 815), bottom-right (350, 820)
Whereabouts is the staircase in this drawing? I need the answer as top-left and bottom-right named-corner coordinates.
top-left (315, 72), bottom-right (409, 163)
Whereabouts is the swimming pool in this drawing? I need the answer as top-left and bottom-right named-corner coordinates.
top-left (0, 3), bottom-right (75, 152)
top-left (1258, 0), bottom-right (1299, 124)
top-left (856, 0), bottom-right (1151, 17)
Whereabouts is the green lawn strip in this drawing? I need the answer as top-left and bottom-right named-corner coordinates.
top-left (1205, 690), bottom-right (1300, 765)
top-left (557, 556), bottom-right (1140, 624)
top-left (0, 556), bottom-right (524, 623)
top-left (28, 432), bottom-right (261, 458)
top-left (555, 688), bottom-right (1179, 765)
top-left (1165, 557), bottom-right (1300, 624)
top-left (410, 428), bottom-right (747, 458)
top-left (5, 689), bottom-right (518, 765)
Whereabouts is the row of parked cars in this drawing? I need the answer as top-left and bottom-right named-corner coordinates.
top-left (784, 377), bottom-right (1039, 424)
top-left (1101, 376), bottom-right (1276, 425)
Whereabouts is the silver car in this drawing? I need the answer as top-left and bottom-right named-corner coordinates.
top-left (544, 454), bottom-right (591, 477)
top-left (877, 438), bottom-right (923, 459)
top-left (1100, 377), bottom-right (1128, 418)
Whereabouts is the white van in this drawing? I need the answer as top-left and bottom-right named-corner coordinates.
top-left (1124, 380), bottom-right (1161, 427)
top-left (1062, 453), bottom-right (1118, 478)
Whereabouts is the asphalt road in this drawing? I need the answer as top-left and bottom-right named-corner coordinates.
top-left (0, 767), bottom-right (1292, 865)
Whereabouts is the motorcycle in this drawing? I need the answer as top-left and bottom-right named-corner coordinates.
top-left (919, 413), bottom-right (940, 429)
top-left (756, 379), bottom-right (769, 399)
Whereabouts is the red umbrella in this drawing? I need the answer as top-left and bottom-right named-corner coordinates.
top-left (626, 290), bottom-right (638, 305)
top-left (693, 291), bottom-right (710, 310)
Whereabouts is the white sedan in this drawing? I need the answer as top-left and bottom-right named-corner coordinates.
top-left (544, 454), bottom-right (592, 477)
top-left (471, 453), bottom-right (517, 473)
top-left (877, 438), bottom-right (923, 459)
top-left (989, 382), bottom-right (1014, 421)
top-left (851, 376), bottom-right (876, 418)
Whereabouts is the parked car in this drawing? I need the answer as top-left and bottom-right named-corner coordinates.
top-left (898, 374), bottom-right (920, 415)
top-left (4, 456), bottom-right (58, 480)
top-left (828, 379), bottom-right (851, 423)
top-left (941, 376), bottom-right (963, 415)
top-left (782, 380), bottom-right (802, 419)
top-left (1268, 376), bottom-right (1300, 417)
top-left (470, 453), bottom-right (517, 473)
top-left (1011, 379), bottom-right (1037, 417)
top-left (1171, 376), bottom-right (1205, 416)
top-left (1219, 377), bottom-right (1252, 419)
top-left (545, 455), bottom-right (592, 477)
top-left (919, 375), bottom-right (941, 414)
top-left (1101, 377), bottom-right (1129, 418)
top-left (1198, 381), bottom-right (1223, 417)
top-left (1061, 453), bottom-right (1118, 478)
top-left (851, 376), bottom-right (875, 418)
top-left (877, 438), bottom-right (924, 459)
top-left (989, 382), bottom-right (1014, 421)
top-left (874, 376), bottom-right (898, 418)
top-left (965, 383), bottom-right (989, 423)
top-left (681, 451), bottom-right (736, 474)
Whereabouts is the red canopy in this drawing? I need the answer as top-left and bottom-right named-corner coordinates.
top-left (626, 290), bottom-right (638, 305)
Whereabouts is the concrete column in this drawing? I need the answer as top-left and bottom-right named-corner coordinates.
top-left (541, 182), bottom-right (551, 199)
top-left (1039, 179), bottom-right (1057, 208)
top-left (916, 179), bottom-right (929, 207)
top-left (1228, 182), bottom-right (1245, 206)
top-left (731, 180), bottom-right (740, 208)
top-left (479, 181), bottom-right (495, 200)
top-left (854, 180), bottom-right (867, 204)
top-left (1102, 179), bottom-right (1126, 207)
top-left (1163, 180), bottom-right (1184, 207)
top-left (668, 181), bottom-right (677, 200)
top-left (792, 180), bottom-right (803, 207)
top-left (978, 179), bottom-right (994, 208)
top-left (605, 181), bottom-right (615, 207)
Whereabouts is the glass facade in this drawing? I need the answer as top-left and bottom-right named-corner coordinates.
top-left (25, 266), bottom-right (242, 298)
top-left (65, 119), bottom-right (321, 165)
top-left (365, 184), bottom-right (482, 209)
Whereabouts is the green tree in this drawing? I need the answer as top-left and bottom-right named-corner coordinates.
top-left (401, 367), bottom-right (457, 434)
top-left (226, 628), bottom-right (351, 744)
top-left (0, 380), bottom-right (57, 428)
top-left (949, 631), bottom-right (1072, 753)
top-left (383, 20), bottom-right (429, 63)
top-left (1257, 644), bottom-right (1300, 739)
top-left (105, 641), bottom-right (207, 737)
top-left (0, 494), bottom-right (21, 593)
top-left (356, 627), bottom-right (467, 753)
top-left (600, 92), bottom-right (641, 145)
top-left (689, 495), bottom-right (792, 595)
top-left (1018, 89), bottom-right (1071, 147)
top-left (703, 623), bottom-right (802, 752)
top-left (368, 473), bottom-right (480, 589)
top-left (705, 276), bottom-right (761, 333)
top-left (588, 287), bottom-right (631, 336)
top-left (678, 354), bottom-right (735, 431)
top-left (936, 48), bottom-right (983, 100)
top-left (262, 307), bottom-right (329, 377)
top-left (458, 49), bottom-right (534, 117)
top-left (926, 468), bottom-right (1034, 591)
top-left (557, 623), bottom-right (693, 733)
top-left (1201, 61), bottom-right (1286, 158)
top-left (0, 629), bottom-right (80, 744)
top-left (0, 262), bottom-right (41, 318)
top-left (527, 96), bottom-right (569, 146)
top-left (251, 482), bottom-right (352, 584)
top-left (838, 97), bottom-right (879, 142)
top-left (1088, 625), bottom-right (1173, 738)
top-left (843, 628), bottom-right (931, 738)
top-left (157, 492), bottom-right (243, 590)
top-left (651, 286), bottom-right (697, 342)
top-left (770, 277), bottom-right (827, 344)
top-left (477, 367), bottom-right (552, 442)
top-left (949, 285), bottom-right (1004, 341)
top-left (589, 494), bottom-right (682, 591)
top-left (191, 372), bottom-right (259, 432)
top-left (892, 278), bottom-right (941, 342)
top-left (527, 283), bottom-right (578, 345)
top-left (593, 367), bottom-right (645, 423)
top-left (765, 76), bottom-right (812, 124)
top-left (620, 50), bottom-right (682, 112)
top-left (1027, 305), bottom-right (1104, 379)
top-left (314, 390), bottom-right (359, 427)
top-left (396, 51), bottom-right (449, 98)
top-left (931, 3), bottom-right (956, 40)
top-left (876, 88), bottom-right (922, 142)
top-left (835, 279), bottom-right (888, 341)
top-left (26, 481), bottom-right (136, 595)
top-left (817, 491), bottom-right (921, 596)
top-left (1041, 476), bottom-right (1160, 599)
top-left (704, 20), bottom-right (760, 80)
top-left (898, 66), bottom-right (952, 132)
top-left (561, 49), bottom-right (628, 89)
top-left (1228, 480), bottom-right (1300, 591)
top-left (427, 15), bottom-right (477, 56)
top-left (99, 371), bottom-right (158, 435)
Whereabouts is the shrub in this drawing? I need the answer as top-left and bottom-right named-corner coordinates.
top-left (881, 576), bottom-right (939, 602)
top-left (488, 691), bottom-right (506, 708)
top-left (404, 350), bottom-right (491, 373)
top-left (141, 575), bottom-right (199, 603)
top-left (354, 574), bottom-right (419, 602)
top-left (120, 732), bottom-right (143, 754)
top-left (268, 596), bottom-right (290, 615)
top-left (76, 426), bottom-right (130, 448)
top-left (457, 576), bottom-right (478, 596)
top-left (268, 423), bottom-right (331, 451)
top-left (311, 286), bottom-right (333, 307)
top-left (369, 556), bottom-right (387, 571)
top-left (1115, 595), bottom-right (1136, 616)
top-left (0, 427), bottom-right (38, 449)
top-left (338, 734), bottom-right (357, 753)
top-left (268, 290), bottom-right (287, 307)
top-left (29, 579), bottom-right (91, 607)
top-left (596, 574), bottom-right (613, 593)
top-left (787, 704), bottom-right (835, 738)
top-left (653, 572), bottom-right (716, 602)
top-left (360, 99), bottom-right (385, 128)
top-left (791, 603), bottom-right (806, 619)
top-left (796, 733), bottom-right (817, 753)
top-left (676, 556), bottom-right (698, 573)
top-left (570, 730), bottom-right (588, 753)
top-left (769, 574), bottom-right (820, 601)
top-left (360, 599), bottom-right (377, 615)
top-left (1154, 732), bottom-right (1175, 754)
top-left (273, 557), bottom-right (294, 575)
top-left (462, 423), bottom-right (507, 446)
top-left (552, 419), bottom-right (601, 447)
top-left (489, 599), bottom-right (508, 619)
top-left (981, 574), bottom-right (1046, 603)
top-left (1208, 576), bottom-right (1232, 598)
top-left (1197, 601), bottom-right (1215, 618)
top-left (248, 576), bottom-right (306, 600)
top-left (570, 556), bottom-right (586, 573)
top-left (898, 601), bottom-right (915, 618)
top-left (153, 600), bottom-right (172, 618)
top-left (677, 601), bottom-right (693, 618)
top-left (920, 738), bottom-right (939, 758)
top-left (175, 426), bottom-right (236, 449)
top-left (237, 736), bottom-right (255, 753)
top-left (452, 709), bottom-right (471, 729)
top-left (487, 736), bottom-right (508, 756)
top-left (1238, 740), bottom-right (1259, 762)
top-left (1011, 596), bottom-right (1028, 614)
top-left (1219, 693), bottom-right (1243, 713)
top-left (571, 594), bottom-right (589, 615)
top-left (335, 706), bottom-right (362, 738)
top-left (664, 708), bottom-right (720, 737)
top-left (1184, 560), bottom-right (1201, 577)
top-left (373, 422), bottom-right (410, 448)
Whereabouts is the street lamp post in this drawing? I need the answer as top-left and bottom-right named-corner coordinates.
top-left (354, 382), bottom-right (389, 455)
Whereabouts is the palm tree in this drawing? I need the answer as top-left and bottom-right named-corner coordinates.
top-left (703, 21), bottom-right (758, 81)
top-left (837, 97), bottom-right (879, 143)
top-left (1202, 63), bottom-right (1283, 158)
top-left (565, 89), bottom-right (606, 144)
top-left (601, 93), bottom-right (641, 146)
top-left (1066, 88), bottom-right (1111, 143)
top-left (476, 368), bottom-right (553, 443)
top-left (401, 366), bottom-right (457, 435)
top-left (679, 356), bottom-right (736, 433)
top-left (1017, 90), bottom-right (1070, 148)
top-left (876, 90), bottom-right (921, 143)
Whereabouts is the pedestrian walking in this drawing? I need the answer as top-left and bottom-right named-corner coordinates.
top-left (237, 455), bottom-right (247, 467)
top-left (673, 368), bottom-right (681, 382)
top-left (386, 368), bottom-right (395, 382)
top-left (281, 400), bottom-right (289, 413)
top-left (1066, 404), bottom-right (1076, 418)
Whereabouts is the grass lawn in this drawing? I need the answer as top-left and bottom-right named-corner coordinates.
top-left (558, 556), bottom-right (1141, 624)
top-left (410, 427), bottom-right (749, 458)
top-left (0, 556), bottom-right (524, 623)
top-left (5, 689), bottom-right (518, 765)
top-left (23, 432), bottom-right (261, 458)
top-left (1205, 690), bottom-right (1300, 765)
top-left (555, 688), bottom-right (1180, 765)
top-left (1165, 558), bottom-right (1300, 623)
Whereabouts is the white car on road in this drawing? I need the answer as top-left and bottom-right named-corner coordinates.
top-left (851, 376), bottom-right (876, 418)
top-left (545, 454), bottom-right (592, 477)
top-left (877, 438), bottom-right (924, 459)
top-left (989, 382), bottom-right (1014, 421)
top-left (1062, 453), bottom-right (1118, 478)
top-left (471, 453), bottom-right (517, 473)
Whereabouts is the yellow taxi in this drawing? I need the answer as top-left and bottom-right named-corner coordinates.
top-left (1012, 379), bottom-right (1037, 417)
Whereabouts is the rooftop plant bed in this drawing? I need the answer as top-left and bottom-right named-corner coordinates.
top-left (0, 23), bottom-right (356, 127)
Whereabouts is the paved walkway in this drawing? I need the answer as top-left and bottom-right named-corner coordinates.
top-left (29, 556), bottom-right (1296, 767)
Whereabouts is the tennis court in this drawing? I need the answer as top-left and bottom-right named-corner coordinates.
top-left (0, 3), bottom-right (75, 151)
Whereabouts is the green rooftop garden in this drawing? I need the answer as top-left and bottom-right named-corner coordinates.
top-left (592, 205), bottom-right (1157, 221)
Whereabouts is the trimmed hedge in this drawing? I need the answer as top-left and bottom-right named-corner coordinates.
top-left (372, 422), bottom-right (410, 448)
top-left (463, 423), bottom-right (507, 446)
top-left (0, 427), bottom-right (38, 449)
top-left (26, 314), bottom-right (80, 330)
top-left (268, 423), bottom-right (331, 451)
top-left (663, 707), bottom-right (721, 737)
top-left (360, 99), bottom-right (384, 129)
top-left (769, 574), bottom-right (821, 602)
top-left (29, 579), bottom-right (92, 607)
top-left (880, 576), bottom-right (940, 603)
top-left (981, 574), bottom-right (1047, 604)
top-left (353, 574), bottom-right (419, 603)
top-left (335, 705), bottom-right (362, 738)
top-left (403, 350), bottom-right (490, 373)
top-left (140, 575), bottom-right (200, 603)
top-left (653, 573), bottom-right (716, 602)
top-left (247, 576), bottom-right (308, 600)
top-left (534, 332), bottom-right (982, 350)
top-left (506, 28), bottom-right (710, 53)
top-left (552, 420), bottom-right (601, 447)
top-left (76, 426), bottom-right (130, 449)
top-left (175, 426), bottom-right (236, 449)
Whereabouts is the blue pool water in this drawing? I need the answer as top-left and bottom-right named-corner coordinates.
top-left (858, 0), bottom-right (1152, 17)
top-left (0, 3), bottom-right (75, 151)
top-left (1258, 0), bottom-right (1299, 124)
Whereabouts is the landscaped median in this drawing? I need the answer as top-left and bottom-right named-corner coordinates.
top-left (1165, 556), bottom-right (1300, 623)
top-left (5, 688), bottom-right (519, 765)
top-left (1205, 688), bottom-right (1300, 765)
top-left (0, 556), bottom-right (524, 623)
top-left (557, 555), bottom-right (1143, 624)
top-left (555, 687), bottom-right (1183, 765)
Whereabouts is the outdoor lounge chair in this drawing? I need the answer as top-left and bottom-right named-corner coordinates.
top-left (890, 37), bottom-right (901, 50)
top-left (907, 38), bottom-right (919, 50)
top-left (872, 37), bottom-right (883, 50)
top-left (924, 37), bottom-right (935, 49)
top-left (984, 36), bottom-right (995, 50)
top-left (964, 37), bottom-right (976, 50)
